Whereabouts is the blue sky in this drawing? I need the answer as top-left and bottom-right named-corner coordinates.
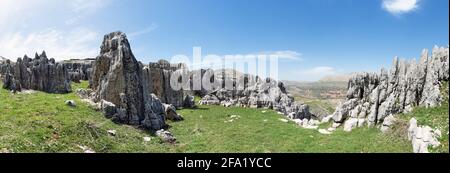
top-left (0, 0), bottom-right (448, 81)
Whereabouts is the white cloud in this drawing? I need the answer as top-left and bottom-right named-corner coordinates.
top-left (0, 0), bottom-right (109, 61)
top-left (293, 66), bottom-right (341, 81)
top-left (258, 50), bottom-right (303, 60)
top-left (0, 28), bottom-right (100, 61)
top-left (382, 0), bottom-right (419, 15)
top-left (128, 24), bottom-right (159, 37)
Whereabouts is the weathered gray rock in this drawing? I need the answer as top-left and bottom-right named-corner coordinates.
top-left (163, 103), bottom-right (183, 121)
top-left (100, 100), bottom-right (117, 119)
top-left (183, 95), bottom-right (196, 108)
top-left (0, 56), bottom-right (8, 79)
top-left (199, 74), bottom-right (314, 121)
top-left (199, 94), bottom-right (220, 105)
top-left (65, 100), bottom-right (77, 107)
top-left (2, 52), bottom-right (72, 93)
top-left (331, 46), bottom-right (449, 132)
top-left (90, 32), bottom-right (168, 131)
top-left (76, 88), bottom-right (94, 99)
top-left (156, 129), bottom-right (176, 143)
top-left (408, 118), bottom-right (441, 153)
top-left (64, 59), bottom-right (95, 83)
top-left (142, 60), bottom-right (186, 108)
top-left (380, 115), bottom-right (396, 133)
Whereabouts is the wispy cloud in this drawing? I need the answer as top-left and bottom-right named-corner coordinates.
top-left (257, 50), bottom-right (303, 60)
top-left (0, 28), bottom-right (100, 61)
top-left (128, 23), bottom-right (159, 37)
top-left (66, 0), bottom-right (111, 25)
top-left (293, 66), bottom-right (342, 81)
top-left (382, 0), bottom-right (419, 15)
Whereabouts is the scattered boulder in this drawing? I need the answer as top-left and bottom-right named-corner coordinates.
top-left (163, 103), bottom-right (183, 121)
top-left (107, 130), bottom-right (117, 136)
top-left (343, 118), bottom-right (358, 132)
top-left (65, 100), bottom-right (77, 107)
top-left (156, 129), bottom-right (176, 143)
top-left (408, 118), bottom-right (441, 153)
top-left (76, 88), bottom-right (94, 99)
top-left (100, 100), bottom-right (118, 119)
top-left (183, 95), bottom-right (196, 108)
top-left (380, 115), bottom-right (396, 133)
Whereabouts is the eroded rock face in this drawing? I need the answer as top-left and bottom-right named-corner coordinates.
top-left (90, 32), bottom-right (167, 131)
top-left (142, 60), bottom-right (186, 108)
top-left (0, 57), bottom-right (8, 79)
top-left (64, 59), bottom-right (95, 83)
top-left (330, 46), bottom-right (449, 132)
top-left (2, 52), bottom-right (72, 93)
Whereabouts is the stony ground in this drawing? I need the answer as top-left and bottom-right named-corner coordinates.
top-left (0, 81), bottom-right (427, 153)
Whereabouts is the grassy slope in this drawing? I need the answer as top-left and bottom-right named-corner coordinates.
top-left (0, 81), bottom-right (412, 153)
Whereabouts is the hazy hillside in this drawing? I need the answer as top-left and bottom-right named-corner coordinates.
top-left (282, 80), bottom-right (348, 119)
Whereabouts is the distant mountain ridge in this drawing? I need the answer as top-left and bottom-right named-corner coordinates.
top-left (319, 73), bottom-right (356, 82)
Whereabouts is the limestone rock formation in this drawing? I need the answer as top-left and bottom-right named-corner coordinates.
top-left (0, 56), bottom-right (7, 79)
top-left (142, 60), bottom-right (186, 108)
top-left (1, 52), bottom-right (72, 93)
top-left (408, 118), bottom-right (441, 153)
top-left (90, 32), bottom-right (167, 131)
top-left (330, 46), bottom-right (449, 132)
top-left (183, 95), bottom-right (196, 108)
top-left (64, 59), bottom-right (95, 83)
top-left (198, 73), bottom-right (314, 121)
top-left (163, 103), bottom-right (184, 121)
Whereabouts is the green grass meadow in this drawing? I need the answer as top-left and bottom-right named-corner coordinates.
top-left (2, 81), bottom-right (447, 153)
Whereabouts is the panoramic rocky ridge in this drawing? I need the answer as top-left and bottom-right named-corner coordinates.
top-left (1, 52), bottom-right (72, 93)
top-left (326, 46), bottom-right (449, 152)
top-left (63, 59), bottom-right (95, 83)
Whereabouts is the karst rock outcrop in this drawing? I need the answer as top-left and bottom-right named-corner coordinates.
top-left (0, 56), bottom-right (8, 79)
top-left (198, 71), bottom-right (314, 121)
top-left (64, 59), bottom-right (95, 83)
top-left (89, 31), bottom-right (188, 131)
top-left (329, 46), bottom-right (449, 132)
top-left (142, 60), bottom-right (187, 108)
top-left (1, 52), bottom-right (72, 93)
